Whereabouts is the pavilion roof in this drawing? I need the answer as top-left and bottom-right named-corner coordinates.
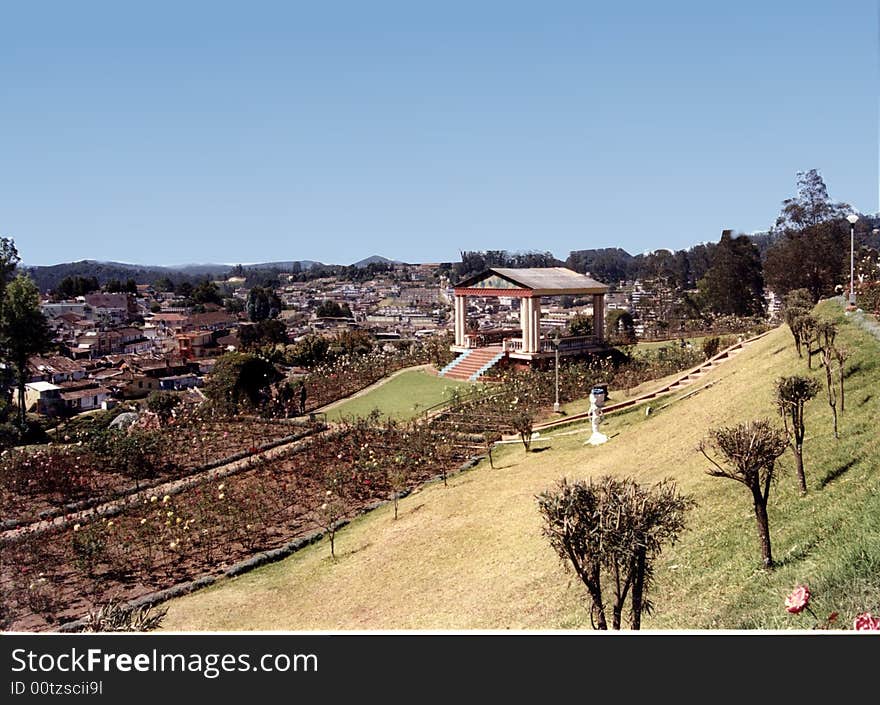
top-left (454, 267), bottom-right (608, 296)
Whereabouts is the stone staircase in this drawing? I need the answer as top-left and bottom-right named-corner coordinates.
top-left (440, 346), bottom-right (505, 381)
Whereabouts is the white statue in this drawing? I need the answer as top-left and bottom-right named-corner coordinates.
top-left (586, 387), bottom-right (608, 446)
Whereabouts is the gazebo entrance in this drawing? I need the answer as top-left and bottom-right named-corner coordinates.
top-left (441, 267), bottom-right (609, 380)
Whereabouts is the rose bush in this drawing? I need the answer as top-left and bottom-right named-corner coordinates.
top-left (853, 612), bottom-right (880, 631)
top-left (784, 585), bottom-right (811, 614)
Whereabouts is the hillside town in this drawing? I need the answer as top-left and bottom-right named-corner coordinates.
top-left (3, 170), bottom-right (880, 639)
top-left (30, 236), bottom-right (863, 420)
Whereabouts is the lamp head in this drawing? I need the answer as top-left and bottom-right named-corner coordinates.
top-left (846, 214), bottom-right (859, 225)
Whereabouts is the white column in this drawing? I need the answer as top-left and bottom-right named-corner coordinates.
top-left (461, 296), bottom-right (468, 345)
top-left (524, 297), bottom-right (534, 352)
top-left (459, 296), bottom-right (466, 345)
top-left (519, 297), bottom-right (529, 350)
top-left (452, 295), bottom-right (458, 346)
top-left (533, 297), bottom-right (542, 352)
top-left (593, 293), bottom-right (605, 343)
top-left (454, 295), bottom-right (465, 346)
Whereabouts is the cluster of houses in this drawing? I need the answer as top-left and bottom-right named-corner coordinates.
top-left (25, 353), bottom-right (204, 417)
top-left (29, 287), bottom-right (248, 417)
top-left (28, 258), bottom-right (773, 418)
top-left (278, 266), bottom-right (448, 338)
top-left (25, 265), bottom-right (452, 418)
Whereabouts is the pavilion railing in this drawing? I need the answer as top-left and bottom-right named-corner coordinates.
top-left (464, 328), bottom-right (521, 348)
top-left (504, 335), bottom-right (598, 353)
top-left (541, 335), bottom-right (597, 352)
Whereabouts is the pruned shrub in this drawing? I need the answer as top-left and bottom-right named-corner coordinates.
top-left (699, 419), bottom-right (788, 568)
top-left (537, 475), bottom-right (693, 629)
top-left (78, 596), bottom-right (168, 632)
top-left (702, 336), bottom-right (721, 359)
top-left (775, 375), bottom-right (820, 494)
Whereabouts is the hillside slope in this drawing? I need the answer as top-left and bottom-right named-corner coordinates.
top-left (162, 301), bottom-right (880, 629)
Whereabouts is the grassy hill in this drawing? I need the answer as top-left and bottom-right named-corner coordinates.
top-left (323, 369), bottom-right (469, 422)
top-left (162, 301), bottom-right (880, 630)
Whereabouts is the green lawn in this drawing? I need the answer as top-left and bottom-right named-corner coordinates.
top-left (162, 301), bottom-right (880, 630)
top-left (324, 369), bottom-right (470, 422)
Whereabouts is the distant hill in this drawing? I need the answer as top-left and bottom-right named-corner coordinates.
top-left (22, 260), bottom-right (205, 293)
top-left (351, 255), bottom-right (400, 268)
top-left (23, 259), bottom-right (325, 292)
top-left (165, 263), bottom-right (235, 275)
top-left (245, 261), bottom-right (323, 271)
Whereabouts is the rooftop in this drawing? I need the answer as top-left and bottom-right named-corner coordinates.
top-left (455, 267), bottom-right (609, 296)
top-left (59, 386), bottom-right (110, 401)
top-left (26, 381), bottom-right (61, 392)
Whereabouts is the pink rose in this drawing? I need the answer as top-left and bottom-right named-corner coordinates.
top-left (853, 612), bottom-right (880, 631)
top-left (784, 585), bottom-right (811, 614)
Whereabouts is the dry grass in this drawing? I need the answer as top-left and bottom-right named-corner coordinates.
top-left (162, 302), bottom-right (880, 630)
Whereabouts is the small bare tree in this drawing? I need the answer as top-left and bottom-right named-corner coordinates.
top-left (387, 457), bottom-right (409, 520)
top-left (775, 375), bottom-right (820, 495)
top-left (537, 476), bottom-right (693, 630)
top-left (784, 309), bottom-right (805, 357)
top-left (511, 410), bottom-right (536, 452)
top-left (819, 346), bottom-right (839, 439)
top-left (699, 420), bottom-right (788, 569)
top-left (315, 489), bottom-right (344, 559)
top-left (816, 321), bottom-right (839, 438)
top-left (782, 289), bottom-right (813, 357)
top-left (833, 346), bottom-right (849, 412)
top-left (799, 315), bottom-right (818, 370)
top-left (483, 430), bottom-right (500, 469)
top-left (538, 478), bottom-right (606, 627)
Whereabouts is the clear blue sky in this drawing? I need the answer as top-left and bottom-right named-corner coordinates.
top-left (2, 0), bottom-right (877, 267)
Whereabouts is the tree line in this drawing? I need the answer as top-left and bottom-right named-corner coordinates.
top-left (0, 238), bottom-right (52, 437)
top-left (452, 170), bottom-right (880, 321)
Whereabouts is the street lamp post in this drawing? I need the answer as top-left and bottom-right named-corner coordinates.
top-left (552, 329), bottom-right (561, 413)
top-left (846, 214), bottom-right (859, 307)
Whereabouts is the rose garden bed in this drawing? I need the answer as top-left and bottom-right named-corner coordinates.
top-left (0, 417), bottom-right (318, 528)
top-left (0, 417), bottom-right (470, 631)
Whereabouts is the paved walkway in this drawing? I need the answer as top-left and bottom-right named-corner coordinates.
top-left (842, 299), bottom-right (880, 343)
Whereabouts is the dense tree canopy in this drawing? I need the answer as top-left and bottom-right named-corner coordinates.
top-left (448, 250), bottom-right (559, 283)
top-left (203, 352), bottom-right (281, 414)
top-left (246, 286), bottom-right (282, 322)
top-left (315, 300), bottom-right (353, 318)
top-left (239, 319), bottom-right (289, 349)
top-left (54, 275), bottom-right (100, 298)
top-left (774, 169), bottom-right (850, 232)
top-left (190, 279), bottom-right (223, 305)
top-left (764, 220), bottom-right (849, 301)
top-left (697, 231), bottom-right (765, 316)
top-left (103, 278), bottom-right (137, 294)
top-left (1, 275), bottom-right (52, 427)
top-left (764, 170), bottom-right (855, 300)
top-left (0, 238), bottom-right (19, 296)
